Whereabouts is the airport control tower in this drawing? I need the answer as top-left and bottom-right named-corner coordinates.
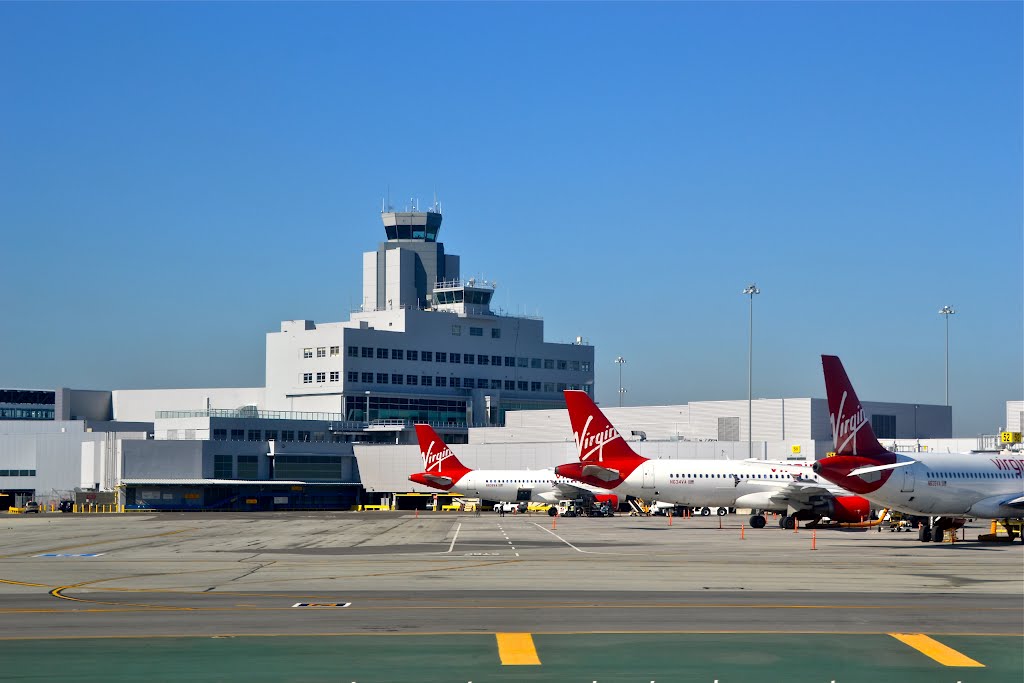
top-left (362, 205), bottom-right (494, 314)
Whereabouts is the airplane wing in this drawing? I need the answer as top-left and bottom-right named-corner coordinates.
top-left (763, 479), bottom-right (842, 507)
top-left (552, 480), bottom-right (602, 498)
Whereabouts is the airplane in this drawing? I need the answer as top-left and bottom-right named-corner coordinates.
top-left (553, 390), bottom-right (873, 529)
top-left (408, 423), bottom-right (618, 514)
top-left (814, 354), bottom-right (1024, 542)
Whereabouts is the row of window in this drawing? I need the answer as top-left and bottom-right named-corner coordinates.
top-left (669, 473), bottom-right (794, 480)
top-left (212, 429), bottom-right (338, 443)
top-left (311, 371), bottom-right (586, 393)
top-left (343, 346), bottom-right (591, 371)
top-left (303, 346), bottom-right (341, 359)
top-left (0, 408), bottom-right (55, 420)
top-left (302, 372), bottom-right (341, 383)
top-left (0, 469), bottom-right (36, 476)
top-left (213, 454), bottom-right (344, 481)
top-left (929, 471), bottom-right (1019, 480)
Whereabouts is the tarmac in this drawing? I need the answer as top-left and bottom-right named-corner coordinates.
top-left (0, 510), bottom-right (1021, 681)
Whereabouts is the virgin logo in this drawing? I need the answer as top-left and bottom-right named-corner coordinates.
top-left (423, 441), bottom-right (454, 472)
top-left (575, 415), bottom-right (620, 462)
top-left (830, 390), bottom-right (868, 455)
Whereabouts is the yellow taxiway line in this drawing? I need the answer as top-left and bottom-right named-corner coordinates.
top-left (890, 633), bottom-right (984, 667)
top-left (495, 632), bottom-right (541, 665)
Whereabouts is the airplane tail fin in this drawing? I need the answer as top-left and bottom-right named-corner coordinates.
top-left (414, 424), bottom-right (472, 480)
top-left (820, 355), bottom-right (888, 459)
top-left (563, 390), bottom-right (646, 465)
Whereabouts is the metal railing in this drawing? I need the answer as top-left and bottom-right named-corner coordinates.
top-left (155, 409), bottom-right (466, 431)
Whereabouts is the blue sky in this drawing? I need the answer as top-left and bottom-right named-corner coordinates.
top-left (1, 2), bottom-right (1020, 435)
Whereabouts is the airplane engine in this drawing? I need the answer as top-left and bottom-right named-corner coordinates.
top-left (818, 495), bottom-right (872, 522)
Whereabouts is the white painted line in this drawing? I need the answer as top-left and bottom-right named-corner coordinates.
top-left (532, 522), bottom-right (590, 553)
top-left (446, 522), bottom-right (462, 554)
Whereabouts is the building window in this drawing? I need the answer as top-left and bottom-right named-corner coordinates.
top-left (316, 372), bottom-right (326, 383)
top-left (505, 380), bottom-right (515, 390)
top-left (570, 360), bottom-right (581, 371)
top-left (544, 359), bottom-right (555, 369)
top-left (531, 358), bottom-right (542, 369)
top-left (303, 373), bottom-right (313, 384)
top-left (247, 429), bottom-right (262, 441)
top-left (407, 375), bottom-right (418, 386)
top-left (451, 378), bottom-right (461, 388)
top-left (422, 376), bottom-right (433, 386)
top-left (347, 346), bottom-right (358, 357)
top-left (872, 414), bottom-right (897, 439)
top-left (463, 354), bottom-right (474, 365)
top-left (477, 355), bottom-right (488, 365)
top-left (517, 357), bottom-right (528, 367)
top-left (490, 355), bottom-right (501, 366)
top-left (361, 372), bottom-right (373, 382)
top-left (274, 455), bottom-right (344, 481)
top-left (436, 376), bottom-right (447, 387)
top-left (212, 428), bottom-right (227, 441)
top-left (214, 454), bottom-right (232, 479)
top-left (317, 347), bottom-right (326, 358)
top-left (313, 432), bottom-right (326, 442)
top-left (281, 430), bottom-right (295, 442)
top-left (422, 351), bottom-right (433, 362)
top-left (450, 353), bottom-right (461, 364)
top-left (470, 327), bottom-right (483, 337)
top-left (347, 371), bottom-right (358, 382)
top-left (491, 328), bottom-right (501, 339)
top-left (490, 379), bottom-right (501, 390)
top-left (436, 352), bottom-right (447, 363)
top-left (361, 347), bottom-right (373, 358)
top-left (557, 360), bottom-right (568, 370)
top-left (377, 348), bottom-right (388, 359)
top-left (265, 430), bottom-right (278, 442)
top-left (377, 373), bottom-right (389, 384)
top-left (543, 382), bottom-right (555, 392)
top-left (330, 371), bottom-right (340, 382)
top-left (465, 377), bottom-right (475, 388)
top-left (303, 348), bottom-right (313, 359)
top-left (237, 455), bottom-right (258, 479)
top-left (581, 361), bottom-right (591, 371)
top-left (452, 325), bottom-right (462, 336)
top-left (407, 350), bottom-right (418, 361)
top-left (392, 374), bottom-right (403, 385)
top-left (518, 381), bottom-right (528, 391)
top-left (392, 349), bottom-right (403, 360)
top-left (330, 346), bottom-right (340, 357)
top-left (556, 383), bottom-right (567, 392)
top-left (531, 381), bottom-right (541, 392)
top-left (505, 356), bottom-right (515, 367)
top-left (231, 429), bottom-right (245, 441)
top-left (298, 431), bottom-right (311, 442)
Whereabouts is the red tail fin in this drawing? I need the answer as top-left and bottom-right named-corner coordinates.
top-left (820, 355), bottom-right (888, 459)
top-left (414, 424), bottom-right (472, 479)
top-left (563, 390), bottom-right (646, 465)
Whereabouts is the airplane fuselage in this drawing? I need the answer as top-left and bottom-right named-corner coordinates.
top-left (816, 452), bottom-right (1024, 517)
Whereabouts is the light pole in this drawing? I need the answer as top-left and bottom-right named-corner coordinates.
top-left (614, 356), bottom-right (627, 407)
top-left (364, 390), bottom-right (371, 422)
top-left (743, 284), bottom-right (760, 458)
top-left (939, 305), bottom-right (955, 406)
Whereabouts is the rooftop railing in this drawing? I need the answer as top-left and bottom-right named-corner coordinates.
top-left (155, 409), bottom-right (466, 430)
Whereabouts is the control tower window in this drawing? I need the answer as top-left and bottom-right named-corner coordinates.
top-left (426, 227), bottom-right (438, 241)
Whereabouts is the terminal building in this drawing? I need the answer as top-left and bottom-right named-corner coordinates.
top-left (0, 204), bottom-right (1017, 511)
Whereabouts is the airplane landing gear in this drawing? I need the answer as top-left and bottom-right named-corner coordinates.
top-left (749, 514), bottom-right (766, 529)
top-left (700, 506), bottom-right (711, 516)
top-left (780, 515), bottom-right (795, 530)
top-left (918, 524), bottom-right (932, 542)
